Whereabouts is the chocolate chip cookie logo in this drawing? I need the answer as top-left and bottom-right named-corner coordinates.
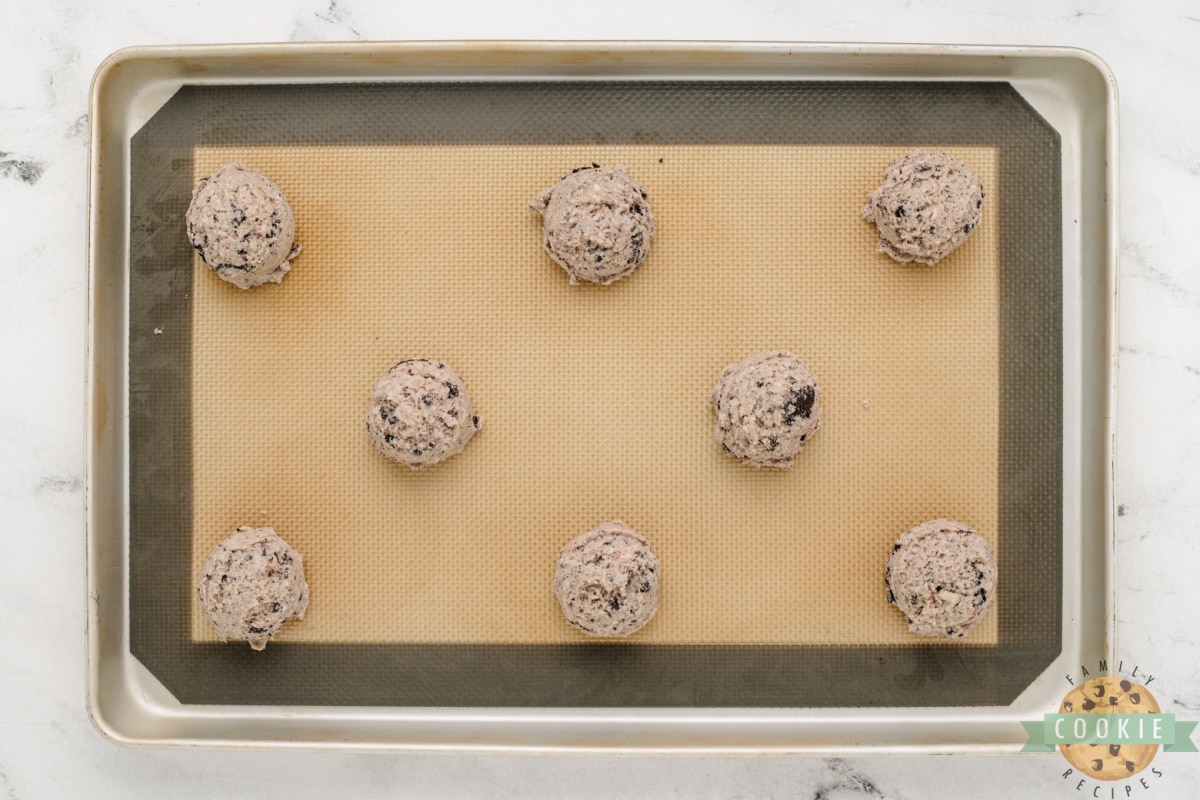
top-left (1022, 669), bottom-right (1198, 790)
top-left (1057, 677), bottom-right (1163, 780)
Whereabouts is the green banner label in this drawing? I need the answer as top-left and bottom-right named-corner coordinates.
top-left (1022, 714), bottom-right (1198, 753)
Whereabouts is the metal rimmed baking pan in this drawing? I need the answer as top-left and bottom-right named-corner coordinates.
top-left (86, 41), bottom-right (1117, 752)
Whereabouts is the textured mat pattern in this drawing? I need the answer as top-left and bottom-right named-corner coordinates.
top-left (189, 143), bottom-right (1000, 646)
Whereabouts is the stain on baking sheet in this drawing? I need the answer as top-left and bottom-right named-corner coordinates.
top-left (128, 80), bottom-right (1061, 707)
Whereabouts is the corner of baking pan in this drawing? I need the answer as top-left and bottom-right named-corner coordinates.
top-left (83, 41), bottom-right (1119, 752)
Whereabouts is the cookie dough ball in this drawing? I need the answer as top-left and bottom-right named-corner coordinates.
top-left (1059, 677), bottom-right (1161, 780)
top-left (366, 359), bottom-right (481, 469)
top-left (861, 151), bottom-right (985, 265)
top-left (885, 519), bottom-right (996, 639)
top-left (710, 351), bottom-right (821, 468)
top-left (554, 521), bottom-right (660, 637)
top-left (196, 526), bottom-right (309, 651)
top-left (530, 164), bottom-right (655, 285)
top-left (186, 161), bottom-right (300, 289)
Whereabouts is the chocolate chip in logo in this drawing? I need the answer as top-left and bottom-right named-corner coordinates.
top-left (1083, 698), bottom-right (1096, 711)
top-left (1090, 760), bottom-right (1104, 772)
top-left (1121, 679), bottom-right (1132, 692)
top-left (1126, 761), bottom-right (1136, 773)
top-left (1130, 693), bottom-right (1141, 705)
top-left (1109, 744), bottom-right (1121, 757)
top-left (1093, 684), bottom-right (1106, 698)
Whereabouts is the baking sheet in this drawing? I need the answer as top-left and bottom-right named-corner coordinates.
top-left (121, 79), bottom-right (1062, 709)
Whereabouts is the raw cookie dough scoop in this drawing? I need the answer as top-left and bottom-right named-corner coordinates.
top-left (861, 150), bottom-right (985, 265)
top-left (186, 161), bottom-right (301, 289)
top-left (554, 521), bottom-right (660, 637)
top-left (365, 359), bottom-right (481, 469)
top-left (885, 519), bottom-right (996, 639)
top-left (710, 351), bottom-right (822, 468)
top-left (196, 526), bottom-right (309, 651)
top-left (530, 164), bottom-right (656, 285)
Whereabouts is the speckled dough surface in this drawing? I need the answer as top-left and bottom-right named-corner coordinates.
top-left (186, 161), bottom-right (300, 289)
top-left (530, 164), bottom-right (655, 285)
top-left (196, 526), bottom-right (309, 650)
top-left (365, 359), bottom-right (481, 469)
top-left (554, 522), bottom-right (660, 637)
top-left (861, 150), bottom-right (985, 265)
top-left (710, 351), bottom-right (821, 468)
top-left (885, 519), bottom-right (996, 639)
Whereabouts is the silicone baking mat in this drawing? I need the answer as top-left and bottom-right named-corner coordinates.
top-left (187, 143), bottom-right (1000, 646)
top-left (128, 81), bottom-right (1060, 706)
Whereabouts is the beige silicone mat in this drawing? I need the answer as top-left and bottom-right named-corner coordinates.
top-left (188, 143), bottom-right (999, 646)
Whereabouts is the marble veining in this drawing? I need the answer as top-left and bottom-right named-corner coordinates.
top-left (291, 0), bottom-right (363, 41)
top-left (1121, 345), bottom-right (1200, 379)
top-left (1121, 242), bottom-right (1198, 302)
top-left (0, 766), bottom-right (20, 800)
top-left (810, 759), bottom-right (886, 800)
top-left (35, 474), bottom-right (83, 494)
top-left (2, 0), bottom-right (1200, 797)
top-left (0, 153), bottom-right (46, 185)
top-left (65, 114), bottom-right (87, 139)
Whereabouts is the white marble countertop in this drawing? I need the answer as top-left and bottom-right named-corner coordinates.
top-left (3, 0), bottom-right (1200, 797)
